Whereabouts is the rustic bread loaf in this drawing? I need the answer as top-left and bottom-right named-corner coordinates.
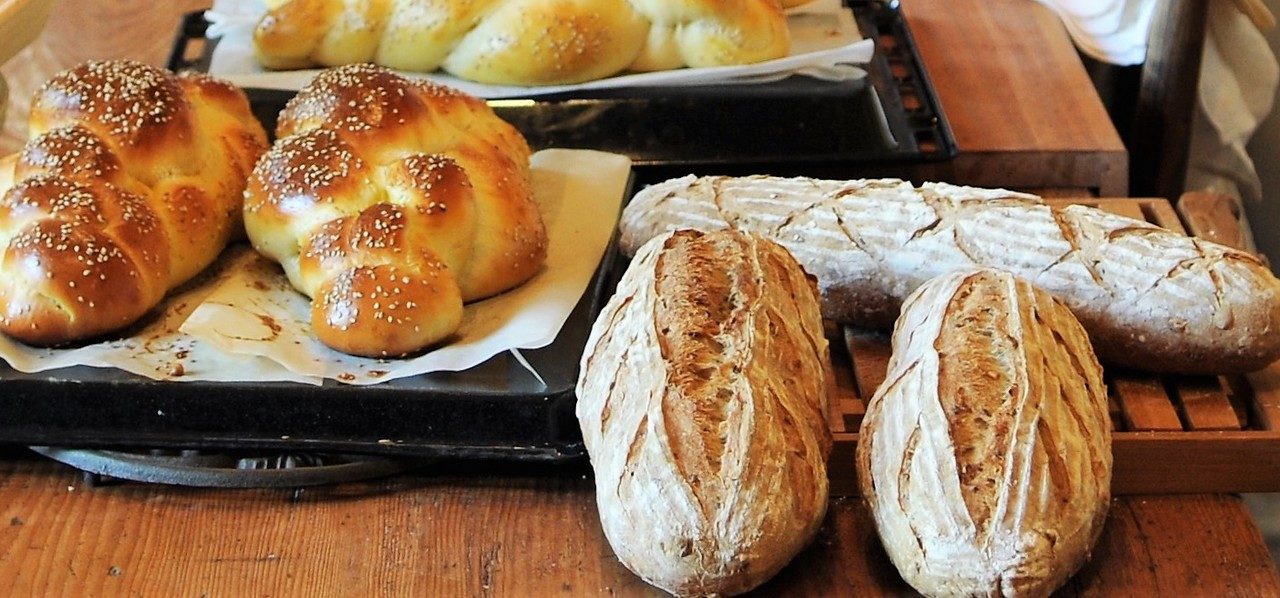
top-left (618, 175), bottom-right (1280, 374)
top-left (576, 229), bottom-right (832, 596)
top-left (252, 0), bottom-right (801, 86)
top-left (244, 64), bottom-right (546, 357)
top-left (857, 268), bottom-right (1112, 598)
top-left (0, 60), bottom-right (268, 345)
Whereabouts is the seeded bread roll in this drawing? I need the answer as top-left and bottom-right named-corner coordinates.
top-left (243, 64), bottom-right (547, 357)
top-left (619, 175), bottom-right (1280, 374)
top-left (576, 229), bottom-right (832, 597)
top-left (0, 60), bottom-right (268, 345)
top-left (857, 268), bottom-right (1112, 598)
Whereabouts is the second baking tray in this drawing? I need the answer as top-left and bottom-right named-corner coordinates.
top-left (167, 0), bottom-right (956, 170)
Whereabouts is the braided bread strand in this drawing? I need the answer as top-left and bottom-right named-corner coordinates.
top-left (252, 0), bottom-right (800, 85)
top-left (244, 64), bottom-right (547, 357)
top-left (0, 61), bottom-right (268, 346)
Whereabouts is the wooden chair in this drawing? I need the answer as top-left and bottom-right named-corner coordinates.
top-left (1083, 0), bottom-right (1270, 255)
top-left (1128, 0), bottom-right (1209, 202)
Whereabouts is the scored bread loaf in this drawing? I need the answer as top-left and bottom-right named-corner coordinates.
top-left (244, 64), bottom-right (546, 357)
top-left (857, 268), bottom-right (1112, 598)
top-left (252, 0), bottom-right (807, 86)
top-left (576, 229), bottom-right (832, 597)
top-left (619, 175), bottom-right (1280, 374)
top-left (0, 60), bottom-right (268, 345)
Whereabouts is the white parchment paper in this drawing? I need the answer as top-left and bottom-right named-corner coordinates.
top-left (179, 149), bottom-right (632, 385)
top-left (203, 0), bottom-right (874, 97)
top-left (0, 246), bottom-right (319, 384)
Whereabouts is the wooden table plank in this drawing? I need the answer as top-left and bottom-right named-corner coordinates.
top-left (1063, 495), bottom-right (1280, 596)
top-left (902, 0), bottom-right (1128, 195)
top-left (0, 456), bottom-right (1275, 596)
top-left (1112, 375), bottom-right (1186, 432)
top-left (1249, 365), bottom-right (1280, 432)
top-left (845, 329), bottom-right (891, 401)
top-left (1170, 375), bottom-right (1246, 431)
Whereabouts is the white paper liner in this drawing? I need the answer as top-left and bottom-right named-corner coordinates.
top-left (203, 0), bottom-right (874, 97)
top-left (0, 246), bottom-right (320, 384)
top-left (179, 149), bottom-right (632, 385)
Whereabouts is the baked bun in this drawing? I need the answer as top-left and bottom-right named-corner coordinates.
top-left (0, 60), bottom-right (268, 345)
top-left (244, 64), bottom-right (547, 357)
top-left (252, 0), bottom-right (796, 85)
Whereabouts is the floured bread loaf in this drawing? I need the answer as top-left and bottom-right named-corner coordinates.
top-left (857, 268), bottom-right (1112, 598)
top-left (576, 229), bottom-right (832, 596)
top-left (619, 175), bottom-right (1280, 374)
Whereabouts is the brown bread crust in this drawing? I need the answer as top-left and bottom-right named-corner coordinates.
top-left (0, 61), bottom-right (268, 345)
top-left (857, 269), bottom-right (1112, 597)
top-left (243, 64), bottom-right (546, 357)
top-left (577, 229), bottom-right (831, 596)
top-left (620, 175), bottom-right (1280, 374)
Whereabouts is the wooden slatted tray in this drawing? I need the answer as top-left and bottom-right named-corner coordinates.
top-left (824, 198), bottom-right (1280, 496)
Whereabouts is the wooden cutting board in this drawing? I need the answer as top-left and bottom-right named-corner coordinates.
top-left (825, 197), bottom-right (1280, 496)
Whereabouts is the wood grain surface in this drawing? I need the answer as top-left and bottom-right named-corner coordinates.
top-left (902, 0), bottom-right (1129, 195)
top-left (0, 454), bottom-right (1276, 596)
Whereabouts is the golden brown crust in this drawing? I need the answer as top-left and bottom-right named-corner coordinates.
top-left (577, 229), bottom-right (831, 596)
top-left (244, 64), bottom-right (546, 357)
top-left (0, 60), bottom-right (268, 346)
top-left (935, 271), bottom-right (1021, 533)
top-left (857, 268), bottom-right (1111, 597)
top-left (0, 178), bottom-right (164, 345)
top-left (252, 0), bottom-right (792, 86)
top-left (28, 60), bottom-right (196, 155)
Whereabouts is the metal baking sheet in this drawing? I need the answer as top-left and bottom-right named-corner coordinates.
top-left (0, 238), bottom-right (623, 463)
top-left (167, 0), bottom-right (956, 169)
top-left (0, 0), bottom-right (956, 464)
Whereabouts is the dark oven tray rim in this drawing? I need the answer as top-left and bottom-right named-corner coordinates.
top-left (167, 0), bottom-right (957, 168)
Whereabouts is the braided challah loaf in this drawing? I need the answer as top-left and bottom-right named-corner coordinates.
top-left (253, 0), bottom-right (809, 86)
top-left (244, 64), bottom-right (547, 357)
top-left (0, 60), bottom-right (268, 346)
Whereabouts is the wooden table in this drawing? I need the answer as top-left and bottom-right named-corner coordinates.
top-left (0, 1), bottom-right (1275, 595)
top-left (0, 453), bottom-right (1275, 596)
top-left (902, 0), bottom-right (1129, 196)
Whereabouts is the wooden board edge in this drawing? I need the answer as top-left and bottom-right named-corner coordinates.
top-left (828, 430), bottom-right (1280, 497)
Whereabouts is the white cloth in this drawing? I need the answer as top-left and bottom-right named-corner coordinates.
top-left (1031, 0), bottom-right (1158, 66)
top-left (1035, 0), bottom-right (1277, 222)
top-left (1186, 0), bottom-right (1278, 207)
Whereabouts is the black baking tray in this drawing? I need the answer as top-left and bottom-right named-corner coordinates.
top-left (0, 1), bottom-right (953, 464)
top-left (0, 234), bottom-right (624, 464)
top-left (166, 0), bottom-right (955, 172)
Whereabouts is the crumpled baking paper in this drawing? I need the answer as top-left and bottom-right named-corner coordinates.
top-left (0, 246), bottom-right (319, 384)
top-left (203, 0), bottom-right (873, 97)
top-left (179, 149), bottom-right (631, 385)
